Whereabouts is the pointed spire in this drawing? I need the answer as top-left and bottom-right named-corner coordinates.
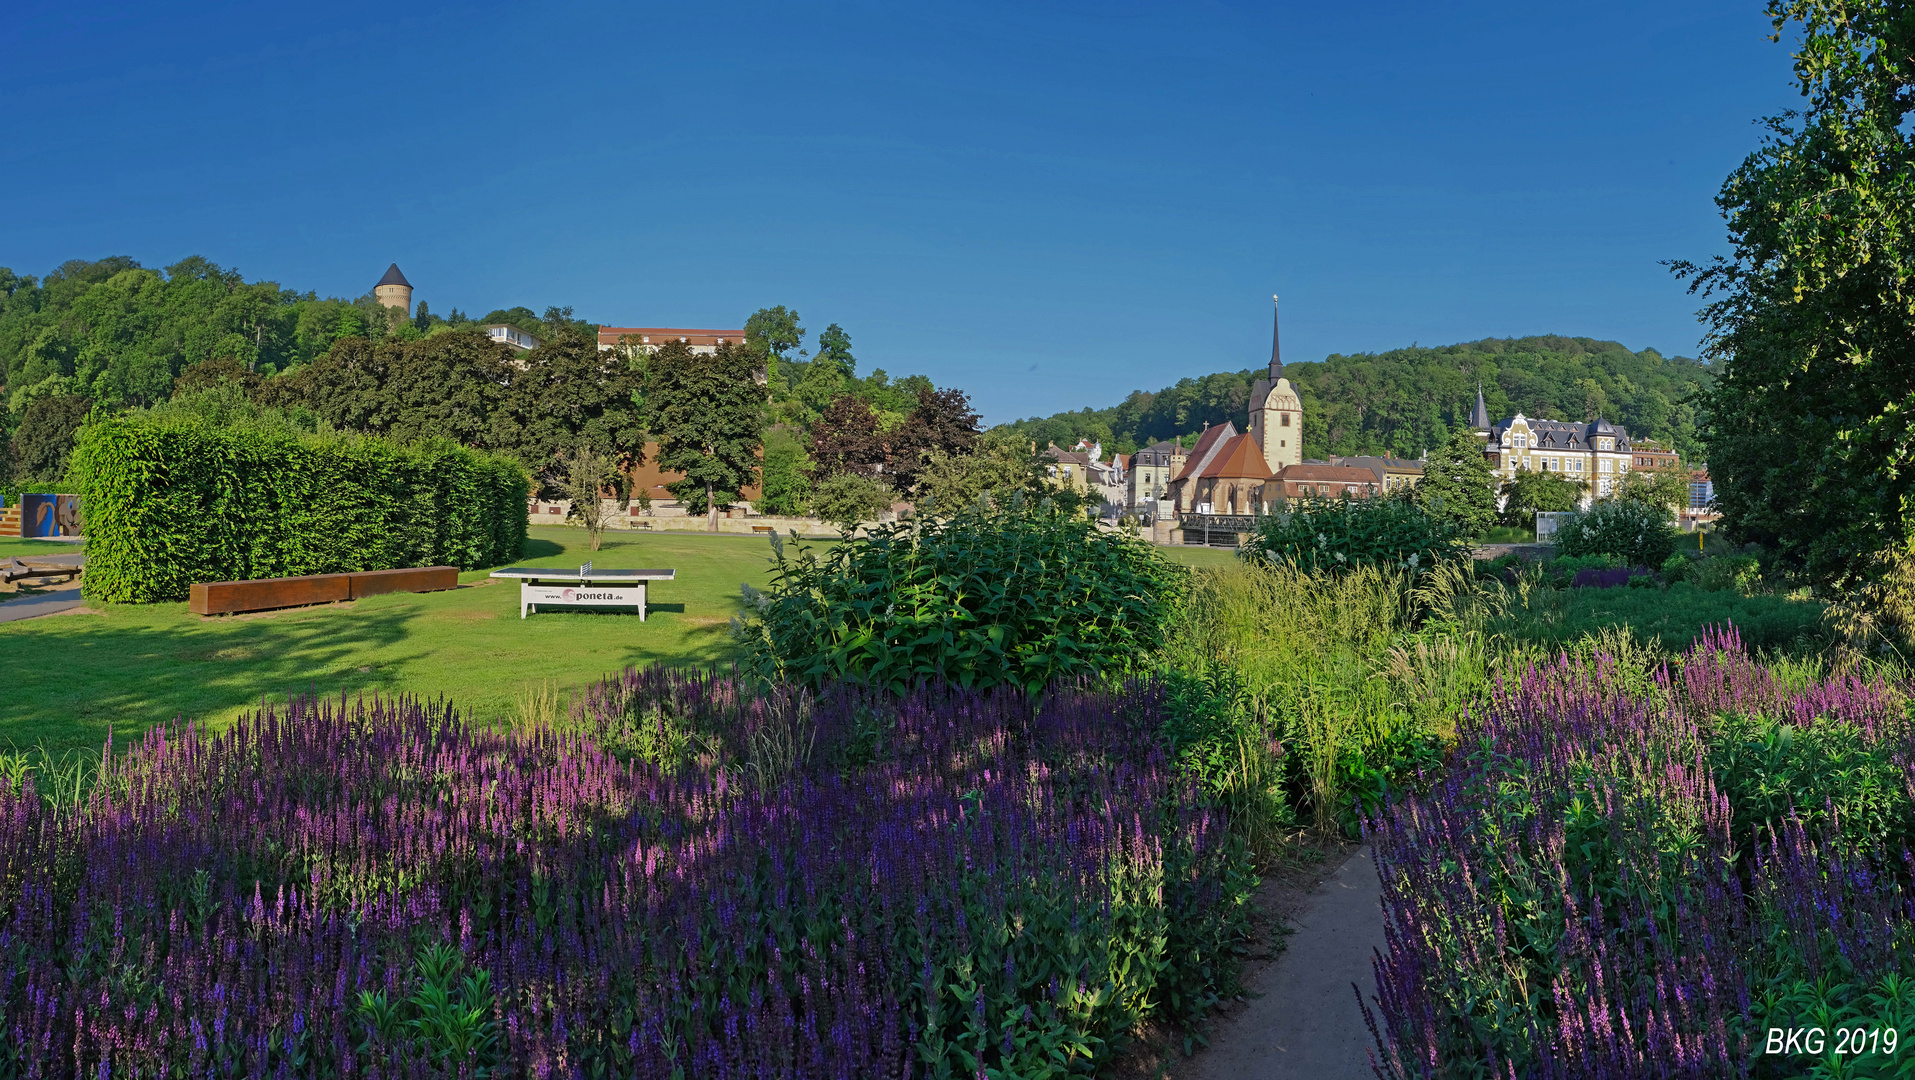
top-left (1470, 383), bottom-right (1490, 430)
top-left (1268, 294), bottom-right (1283, 378)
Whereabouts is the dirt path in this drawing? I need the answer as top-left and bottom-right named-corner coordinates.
top-left (1179, 845), bottom-right (1386, 1079)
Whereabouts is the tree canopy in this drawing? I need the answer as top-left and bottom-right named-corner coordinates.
top-left (1000, 336), bottom-right (1712, 461)
top-left (1675, 0), bottom-right (1914, 586)
top-left (646, 340), bottom-right (764, 529)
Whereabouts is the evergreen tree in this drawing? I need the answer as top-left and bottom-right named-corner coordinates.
top-left (1414, 429), bottom-right (1496, 536)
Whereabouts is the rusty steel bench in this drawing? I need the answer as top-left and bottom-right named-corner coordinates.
top-left (3, 559), bottom-right (82, 586)
top-left (190, 566), bottom-right (459, 615)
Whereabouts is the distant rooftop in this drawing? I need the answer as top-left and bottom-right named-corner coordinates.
top-left (376, 263), bottom-right (410, 288)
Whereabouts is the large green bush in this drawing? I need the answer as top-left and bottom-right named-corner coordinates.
top-left (1241, 494), bottom-right (1469, 575)
top-left (735, 499), bottom-right (1183, 692)
top-left (72, 414), bottom-right (528, 602)
top-left (1551, 498), bottom-right (1679, 567)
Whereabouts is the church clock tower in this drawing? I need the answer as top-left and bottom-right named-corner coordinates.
top-left (1248, 296), bottom-right (1302, 475)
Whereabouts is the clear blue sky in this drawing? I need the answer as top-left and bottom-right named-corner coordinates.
top-left (3, 1), bottom-right (1800, 424)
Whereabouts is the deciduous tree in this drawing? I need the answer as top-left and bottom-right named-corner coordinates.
top-left (1414, 429), bottom-right (1496, 537)
top-left (647, 340), bottom-right (764, 531)
top-left (1674, 0), bottom-right (1915, 586)
top-left (809, 394), bottom-right (887, 479)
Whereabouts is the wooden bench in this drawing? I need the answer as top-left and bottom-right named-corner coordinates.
top-left (190, 566), bottom-right (459, 616)
top-left (751, 525), bottom-right (776, 534)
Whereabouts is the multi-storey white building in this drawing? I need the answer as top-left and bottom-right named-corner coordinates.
top-left (1468, 388), bottom-right (1634, 503)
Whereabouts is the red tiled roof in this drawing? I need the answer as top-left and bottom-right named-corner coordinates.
top-left (1276, 464), bottom-right (1378, 484)
top-left (1171, 424), bottom-right (1237, 483)
top-left (1195, 434), bottom-right (1275, 481)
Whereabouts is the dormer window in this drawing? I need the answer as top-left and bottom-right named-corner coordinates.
top-left (1514, 434), bottom-right (1528, 449)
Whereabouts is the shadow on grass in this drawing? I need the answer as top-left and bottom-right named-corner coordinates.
top-left (521, 537), bottom-right (565, 559)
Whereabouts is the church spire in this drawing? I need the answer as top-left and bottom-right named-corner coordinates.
top-left (1268, 295), bottom-right (1282, 378)
top-left (1470, 383), bottom-right (1491, 430)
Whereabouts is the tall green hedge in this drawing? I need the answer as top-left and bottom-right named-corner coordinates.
top-left (72, 415), bottom-right (529, 602)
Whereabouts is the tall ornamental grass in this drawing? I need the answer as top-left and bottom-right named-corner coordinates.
top-left (71, 413), bottom-right (528, 602)
top-left (1366, 626), bottom-right (1915, 1078)
top-left (0, 669), bottom-right (1250, 1078)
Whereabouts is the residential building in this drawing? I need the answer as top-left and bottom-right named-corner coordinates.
top-left (1333, 455), bottom-right (1423, 492)
top-left (1471, 389), bottom-right (1637, 502)
top-left (597, 327), bottom-right (747, 354)
top-left (485, 324), bottom-right (540, 351)
top-left (1271, 463), bottom-right (1382, 501)
top-left (1044, 446), bottom-right (1094, 497)
top-left (1128, 439), bottom-right (1183, 519)
top-left (1631, 439), bottom-right (1683, 471)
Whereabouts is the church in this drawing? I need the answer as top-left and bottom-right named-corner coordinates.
top-left (1167, 299), bottom-right (1383, 517)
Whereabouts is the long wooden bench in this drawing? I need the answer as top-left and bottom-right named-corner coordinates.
top-left (190, 566), bottom-right (458, 616)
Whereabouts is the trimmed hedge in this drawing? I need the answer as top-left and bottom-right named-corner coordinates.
top-left (73, 415), bottom-right (528, 602)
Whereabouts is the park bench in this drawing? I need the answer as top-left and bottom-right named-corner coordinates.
top-left (189, 566), bottom-right (459, 616)
top-left (489, 564), bottom-right (675, 620)
top-left (2, 559), bottom-right (81, 586)
top-left (751, 524), bottom-right (775, 534)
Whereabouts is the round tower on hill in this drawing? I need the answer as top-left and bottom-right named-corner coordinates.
top-left (374, 263), bottom-right (413, 315)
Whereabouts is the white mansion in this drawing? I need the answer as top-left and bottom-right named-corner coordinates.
top-left (1469, 388), bottom-right (1635, 503)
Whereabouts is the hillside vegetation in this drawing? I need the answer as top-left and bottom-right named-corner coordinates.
top-left (1003, 335), bottom-right (1713, 460)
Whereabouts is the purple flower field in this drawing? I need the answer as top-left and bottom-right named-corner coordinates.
top-left (1368, 627), bottom-right (1915, 1078)
top-left (0, 670), bottom-right (1249, 1078)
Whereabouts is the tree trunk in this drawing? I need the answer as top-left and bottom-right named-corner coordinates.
top-left (708, 481), bottom-right (718, 532)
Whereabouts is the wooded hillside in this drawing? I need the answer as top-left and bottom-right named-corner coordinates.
top-left (1002, 336), bottom-right (1713, 460)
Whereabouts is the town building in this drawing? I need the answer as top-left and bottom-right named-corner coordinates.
top-left (1333, 455), bottom-right (1423, 492)
top-left (597, 327), bottom-right (748, 354)
top-left (1470, 387), bottom-right (1637, 501)
top-left (374, 264), bottom-right (412, 315)
top-left (485, 324), bottom-right (540, 351)
top-left (1271, 463), bottom-right (1382, 501)
top-left (1631, 439), bottom-right (1683, 471)
top-left (1127, 439), bottom-right (1185, 519)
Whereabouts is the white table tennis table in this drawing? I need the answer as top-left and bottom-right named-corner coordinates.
top-left (488, 564), bottom-right (676, 620)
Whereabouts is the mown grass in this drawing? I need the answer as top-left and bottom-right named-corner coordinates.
top-left (0, 537), bottom-right (83, 559)
top-left (0, 526), bottom-right (781, 755)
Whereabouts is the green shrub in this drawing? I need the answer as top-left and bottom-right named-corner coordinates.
top-left (1242, 494), bottom-right (1469, 575)
top-left (71, 414), bottom-right (529, 602)
top-left (1552, 499), bottom-right (1679, 567)
top-left (1661, 553), bottom-right (1693, 582)
top-left (1696, 553), bottom-right (1764, 594)
top-left (1706, 715), bottom-right (1913, 860)
top-left (735, 499), bottom-right (1183, 692)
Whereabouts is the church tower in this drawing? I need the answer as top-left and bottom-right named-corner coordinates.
top-left (1248, 295), bottom-right (1302, 475)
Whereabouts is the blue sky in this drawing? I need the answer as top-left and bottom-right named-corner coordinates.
top-left (3, 1), bottom-right (1800, 423)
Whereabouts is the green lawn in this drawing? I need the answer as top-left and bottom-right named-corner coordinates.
top-left (0, 527), bottom-right (780, 755)
top-left (1160, 544), bottom-right (1238, 568)
top-left (0, 537), bottom-right (84, 559)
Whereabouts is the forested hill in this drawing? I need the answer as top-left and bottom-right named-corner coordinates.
top-left (1001, 336), bottom-right (1714, 460)
top-left (0, 255), bottom-right (595, 411)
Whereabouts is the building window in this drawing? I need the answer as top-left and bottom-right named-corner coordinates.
top-left (1281, 414), bottom-right (1291, 427)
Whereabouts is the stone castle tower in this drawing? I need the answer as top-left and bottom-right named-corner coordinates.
top-left (374, 263), bottom-right (413, 316)
top-left (1247, 295), bottom-right (1302, 475)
